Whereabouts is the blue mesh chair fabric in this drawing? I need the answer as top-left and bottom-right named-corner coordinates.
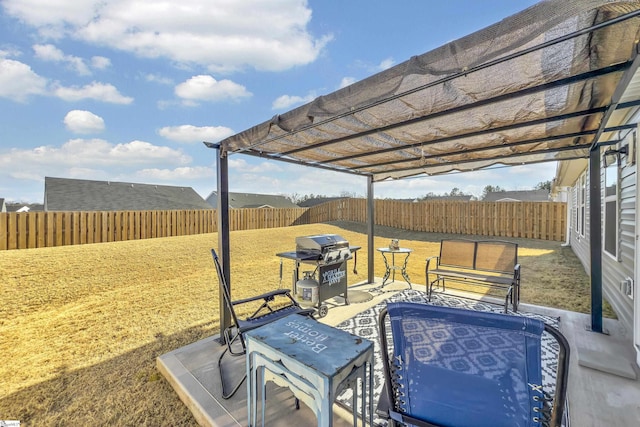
top-left (379, 301), bottom-right (569, 427)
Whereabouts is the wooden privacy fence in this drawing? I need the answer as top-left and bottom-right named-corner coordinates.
top-left (0, 210), bottom-right (217, 250)
top-left (0, 200), bottom-right (565, 250)
top-left (294, 198), bottom-right (566, 241)
top-left (372, 200), bottom-right (567, 240)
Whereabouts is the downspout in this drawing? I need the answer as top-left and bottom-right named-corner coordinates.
top-left (634, 123), bottom-right (640, 367)
top-left (561, 186), bottom-right (571, 247)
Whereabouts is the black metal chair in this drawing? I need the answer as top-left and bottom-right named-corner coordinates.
top-left (210, 249), bottom-right (315, 399)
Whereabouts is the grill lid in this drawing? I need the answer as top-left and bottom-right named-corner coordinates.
top-left (296, 234), bottom-right (348, 251)
top-left (296, 234), bottom-right (351, 264)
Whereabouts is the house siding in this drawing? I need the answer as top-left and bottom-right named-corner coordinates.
top-left (571, 171), bottom-right (591, 272)
top-left (566, 160), bottom-right (635, 332)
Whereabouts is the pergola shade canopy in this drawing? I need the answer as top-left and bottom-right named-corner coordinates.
top-left (218, 0), bottom-right (640, 182)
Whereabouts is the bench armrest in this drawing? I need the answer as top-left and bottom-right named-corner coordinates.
top-left (425, 255), bottom-right (439, 270)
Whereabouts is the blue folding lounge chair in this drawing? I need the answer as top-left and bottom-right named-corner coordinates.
top-left (211, 249), bottom-right (315, 399)
top-left (378, 302), bottom-right (570, 427)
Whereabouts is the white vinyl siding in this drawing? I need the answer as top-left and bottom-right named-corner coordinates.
top-left (570, 170), bottom-right (590, 272)
top-left (577, 173), bottom-right (586, 237)
top-left (604, 163), bottom-right (618, 259)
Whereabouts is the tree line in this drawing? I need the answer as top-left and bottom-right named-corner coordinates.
top-left (419, 180), bottom-right (551, 201)
top-left (286, 181), bottom-right (551, 203)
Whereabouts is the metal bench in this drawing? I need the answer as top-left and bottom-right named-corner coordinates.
top-left (425, 239), bottom-right (520, 312)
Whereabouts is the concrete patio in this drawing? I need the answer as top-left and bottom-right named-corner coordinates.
top-left (158, 280), bottom-right (640, 427)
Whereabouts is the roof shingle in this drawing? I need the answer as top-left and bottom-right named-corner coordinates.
top-left (44, 177), bottom-right (212, 211)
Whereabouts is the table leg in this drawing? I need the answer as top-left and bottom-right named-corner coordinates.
top-left (380, 252), bottom-right (391, 285)
top-left (260, 365), bottom-right (267, 427)
top-left (352, 380), bottom-right (357, 427)
top-left (360, 366), bottom-right (365, 427)
top-left (368, 361), bottom-right (373, 426)
top-left (391, 252), bottom-right (396, 283)
top-left (400, 252), bottom-right (412, 287)
top-left (246, 351), bottom-right (256, 427)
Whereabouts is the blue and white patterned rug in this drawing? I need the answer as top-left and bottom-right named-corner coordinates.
top-left (335, 289), bottom-right (568, 426)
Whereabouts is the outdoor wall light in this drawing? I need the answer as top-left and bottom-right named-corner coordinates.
top-left (603, 144), bottom-right (629, 167)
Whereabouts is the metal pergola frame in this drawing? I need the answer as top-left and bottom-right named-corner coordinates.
top-left (205, 4), bottom-right (640, 337)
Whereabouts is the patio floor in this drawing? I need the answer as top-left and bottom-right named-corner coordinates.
top-left (157, 280), bottom-right (640, 427)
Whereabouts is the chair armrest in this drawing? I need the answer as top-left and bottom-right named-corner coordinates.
top-left (231, 289), bottom-right (293, 305)
top-left (425, 256), bottom-right (439, 271)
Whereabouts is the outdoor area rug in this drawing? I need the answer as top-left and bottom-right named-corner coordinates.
top-left (335, 289), bottom-right (568, 426)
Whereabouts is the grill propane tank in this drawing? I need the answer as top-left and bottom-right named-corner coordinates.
top-left (296, 271), bottom-right (319, 304)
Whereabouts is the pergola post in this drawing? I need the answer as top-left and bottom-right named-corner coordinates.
top-left (216, 145), bottom-right (232, 341)
top-left (367, 175), bottom-right (375, 284)
top-left (588, 146), bottom-right (603, 333)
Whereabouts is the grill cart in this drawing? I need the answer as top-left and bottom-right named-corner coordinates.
top-left (276, 234), bottom-right (360, 318)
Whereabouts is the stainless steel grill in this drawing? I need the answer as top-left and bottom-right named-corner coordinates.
top-left (295, 234), bottom-right (352, 265)
top-left (276, 234), bottom-right (358, 318)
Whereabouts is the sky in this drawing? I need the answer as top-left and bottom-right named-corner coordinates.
top-left (0, 0), bottom-right (553, 204)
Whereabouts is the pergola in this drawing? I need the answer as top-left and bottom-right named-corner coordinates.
top-left (206, 0), bottom-right (640, 336)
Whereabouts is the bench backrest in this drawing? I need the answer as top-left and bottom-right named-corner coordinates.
top-left (439, 239), bottom-right (517, 274)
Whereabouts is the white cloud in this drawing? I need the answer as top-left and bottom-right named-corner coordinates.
top-left (0, 58), bottom-right (48, 101)
top-left (280, 165), bottom-right (365, 196)
top-left (3, 0), bottom-right (332, 72)
top-left (339, 77), bottom-right (356, 89)
top-left (158, 125), bottom-right (234, 144)
top-left (32, 43), bottom-right (65, 61)
top-left (63, 110), bottom-right (106, 134)
top-left (91, 56), bottom-right (111, 69)
top-left (53, 81), bottom-right (134, 104)
top-left (272, 93), bottom-right (315, 110)
top-left (377, 57), bottom-right (395, 71)
top-left (228, 157), bottom-right (283, 174)
top-left (354, 57), bottom-right (397, 74)
top-left (0, 138), bottom-right (206, 201)
top-left (2, 0), bottom-right (97, 30)
top-left (224, 161), bottom-right (366, 197)
top-left (33, 43), bottom-right (90, 75)
top-left (0, 139), bottom-right (190, 177)
top-left (0, 47), bottom-right (23, 59)
top-left (145, 73), bottom-right (173, 85)
top-left (175, 75), bottom-right (251, 104)
top-left (135, 166), bottom-right (215, 181)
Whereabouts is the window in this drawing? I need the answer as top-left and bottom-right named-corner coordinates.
top-left (604, 162), bottom-right (618, 258)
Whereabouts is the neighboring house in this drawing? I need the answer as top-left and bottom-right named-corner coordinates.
top-left (206, 191), bottom-right (299, 209)
top-left (44, 177), bottom-right (212, 211)
top-left (553, 114), bottom-right (638, 366)
top-left (0, 198), bottom-right (5, 212)
top-left (6, 203), bottom-right (44, 212)
top-left (298, 196), bottom-right (348, 207)
top-left (421, 195), bottom-right (474, 202)
top-left (484, 189), bottom-right (549, 202)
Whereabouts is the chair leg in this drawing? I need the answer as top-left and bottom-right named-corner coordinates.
top-left (218, 346), bottom-right (248, 399)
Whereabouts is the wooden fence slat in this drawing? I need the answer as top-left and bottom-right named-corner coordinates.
top-left (0, 213), bottom-right (7, 250)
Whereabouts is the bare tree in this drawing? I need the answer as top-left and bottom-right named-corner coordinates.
top-left (481, 185), bottom-right (505, 200)
top-left (534, 180), bottom-right (552, 191)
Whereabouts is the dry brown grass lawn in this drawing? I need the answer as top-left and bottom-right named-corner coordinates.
top-left (0, 221), bottom-right (613, 426)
